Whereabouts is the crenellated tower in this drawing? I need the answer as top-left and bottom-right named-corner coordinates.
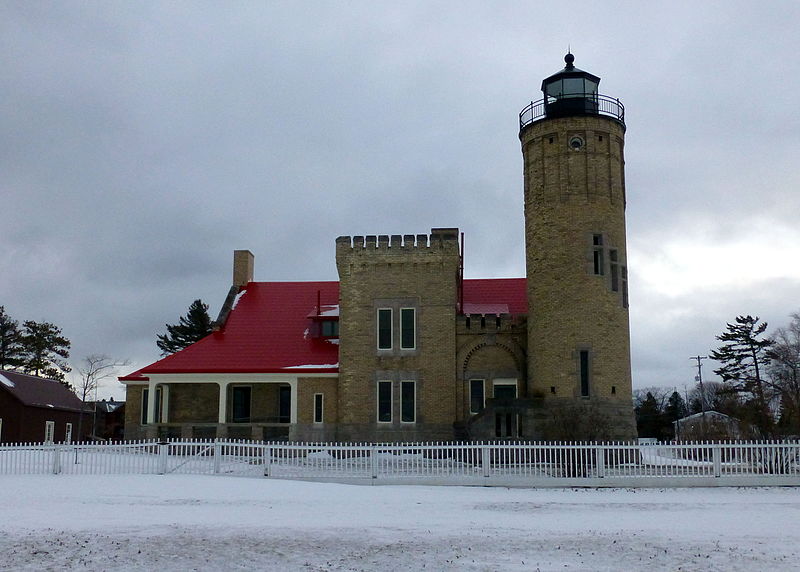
top-left (335, 229), bottom-right (462, 441)
top-left (519, 53), bottom-right (636, 438)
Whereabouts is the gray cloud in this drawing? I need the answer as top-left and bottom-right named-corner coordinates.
top-left (2, 1), bottom-right (799, 397)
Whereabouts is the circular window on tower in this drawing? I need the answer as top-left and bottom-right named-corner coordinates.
top-left (568, 136), bottom-right (585, 151)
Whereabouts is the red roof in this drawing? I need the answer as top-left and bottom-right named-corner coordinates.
top-left (463, 278), bottom-right (527, 314)
top-left (123, 278), bottom-right (526, 378)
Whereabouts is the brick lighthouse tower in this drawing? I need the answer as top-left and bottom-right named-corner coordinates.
top-left (519, 53), bottom-right (636, 438)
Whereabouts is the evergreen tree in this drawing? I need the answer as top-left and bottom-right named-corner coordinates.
top-left (635, 392), bottom-right (664, 439)
top-left (665, 391), bottom-right (688, 423)
top-left (710, 315), bottom-right (775, 436)
top-left (0, 306), bottom-right (24, 370)
top-left (19, 320), bottom-right (72, 388)
top-left (156, 299), bottom-right (213, 355)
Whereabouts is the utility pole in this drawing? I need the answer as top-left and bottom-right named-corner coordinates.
top-left (690, 355), bottom-right (708, 435)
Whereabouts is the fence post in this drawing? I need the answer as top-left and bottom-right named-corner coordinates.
top-left (371, 444), bottom-right (378, 479)
top-left (158, 442), bottom-right (169, 475)
top-left (595, 445), bottom-right (605, 478)
top-left (52, 444), bottom-right (61, 475)
top-left (712, 444), bottom-right (722, 478)
top-left (213, 440), bottom-right (221, 474)
top-left (481, 444), bottom-right (491, 478)
top-left (265, 445), bottom-right (272, 477)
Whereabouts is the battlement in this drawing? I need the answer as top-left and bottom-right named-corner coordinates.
top-left (336, 228), bottom-right (460, 255)
top-left (456, 313), bottom-right (525, 335)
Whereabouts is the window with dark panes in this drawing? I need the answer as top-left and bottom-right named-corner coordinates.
top-left (377, 381), bottom-right (392, 422)
top-left (377, 308), bottom-right (392, 349)
top-left (470, 379), bottom-right (485, 414)
top-left (401, 381), bottom-right (415, 423)
top-left (400, 308), bottom-right (415, 349)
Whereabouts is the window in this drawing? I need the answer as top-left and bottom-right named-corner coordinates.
top-left (44, 421), bottom-right (55, 443)
top-left (400, 308), bottom-right (415, 350)
top-left (493, 382), bottom-right (517, 400)
top-left (65, 423), bottom-right (73, 444)
top-left (279, 386), bottom-right (291, 423)
top-left (470, 379), bottom-right (485, 414)
top-left (232, 386), bottom-right (251, 423)
top-left (592, 234), bottom-right (604, 275)
top-left (377, 308), bottom-right (392, 349)
top-left (141, 387), bottom-right (163, 424)
top-left (313, 393), bottom-right (324, 423)
top-left (610, 249), bottom-right (619, 292)
top-left (377, 381), bottom-right (392, 422)
top-left (579, 350), bottom-right (590, 397)
top-left (401, 381), bottom-right (415, 423)
top-left (622, 267), bottom-right (629, 308)
top-left (321, 320), bottom-right (339, 337)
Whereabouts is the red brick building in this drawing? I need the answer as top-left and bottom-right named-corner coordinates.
top-left (0, 371), bottom-right (91, 444)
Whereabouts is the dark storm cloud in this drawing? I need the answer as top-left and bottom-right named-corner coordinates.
top-left (2, 1), bottom-right (799, 396)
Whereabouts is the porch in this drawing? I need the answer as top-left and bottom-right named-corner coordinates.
top-left (141, 378), bottom-right (297, 440)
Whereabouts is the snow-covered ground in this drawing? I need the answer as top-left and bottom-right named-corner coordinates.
top-left (1, 475), bottom-right (798, 571)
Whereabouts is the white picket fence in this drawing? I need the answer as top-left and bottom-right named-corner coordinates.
top-left (1, 439), bottom-right (799, 487)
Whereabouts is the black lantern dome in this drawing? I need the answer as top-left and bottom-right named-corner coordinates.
top-left (519, 53), bottom-right (624, 131)
top-left (541, 52), bottom-right (601, 117)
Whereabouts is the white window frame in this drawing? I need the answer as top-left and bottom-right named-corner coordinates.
top-left (469, 379), bottom-right (486, 415)
top-left (377, 308), bottom-right (393, 350)
top-left (65, 422), bottom-right (73, 444)
top-left (313, 393), bottom-right (324, 424)
top-left (141, 387), bottom-right (163, 425)
top-left (377, 380), bottom-right (393, 423)
top-left (44, 420), bottom-right (55, 444)
top-left (400, 380), bottom-right (416, 423)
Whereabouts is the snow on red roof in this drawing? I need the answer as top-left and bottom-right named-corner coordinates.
top-left (140, 282), bottom-right (340, 375)
top-left (125, 277), bottom-right (526, 377)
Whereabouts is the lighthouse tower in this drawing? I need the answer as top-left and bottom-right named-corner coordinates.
top-left (519, 53), bottom-right (635, 437)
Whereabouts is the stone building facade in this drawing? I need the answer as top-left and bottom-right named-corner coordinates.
top-left (121, 54), bottom-right (637, 442)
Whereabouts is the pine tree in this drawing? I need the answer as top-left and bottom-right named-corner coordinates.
top-left (710, 315), bottom-right (774, 436)
top-left (635, 392), bottom-right (664, 439)
top-left (156, 299), bottom-right (213, 355)
top-left (19, 320), bottom-right (72, 388)
top-left (0, 306), bottom-right (24, 370)
top-left (665, 391), bottom-right (688, 422)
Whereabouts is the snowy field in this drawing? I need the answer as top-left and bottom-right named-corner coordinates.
top-left (1, 475), bottom-right (799, 571)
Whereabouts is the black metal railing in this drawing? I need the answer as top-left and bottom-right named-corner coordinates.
top-left (519, 93), bottom-right (625, 131)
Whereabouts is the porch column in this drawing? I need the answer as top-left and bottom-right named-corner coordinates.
top-left (289, 379), bottom-right (298, 424)
top-left (217, 381), bottom-right (229, 424)
top-left (146, 379), bottom-right (157, 424)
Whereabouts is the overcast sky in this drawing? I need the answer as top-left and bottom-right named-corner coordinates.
top-left (3, 1), bottom-right (799, 400)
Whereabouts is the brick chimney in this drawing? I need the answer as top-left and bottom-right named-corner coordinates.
top-left (233, 250), bottom-right (254, 288)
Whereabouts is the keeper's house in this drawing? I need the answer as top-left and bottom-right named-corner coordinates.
top-left (121, 54), bottom-right (637, 442)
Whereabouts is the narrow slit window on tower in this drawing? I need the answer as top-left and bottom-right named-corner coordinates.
top-left (622, 267), bottom-right (629, 308)
top-left (579, 350), bottom-right (590, 397)
top-left (592, 234), bottom-right (604, 275)
top-left (610, 249), bottom-right (619, 292)
top-left (377, 308), bottom-right (392, 350)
